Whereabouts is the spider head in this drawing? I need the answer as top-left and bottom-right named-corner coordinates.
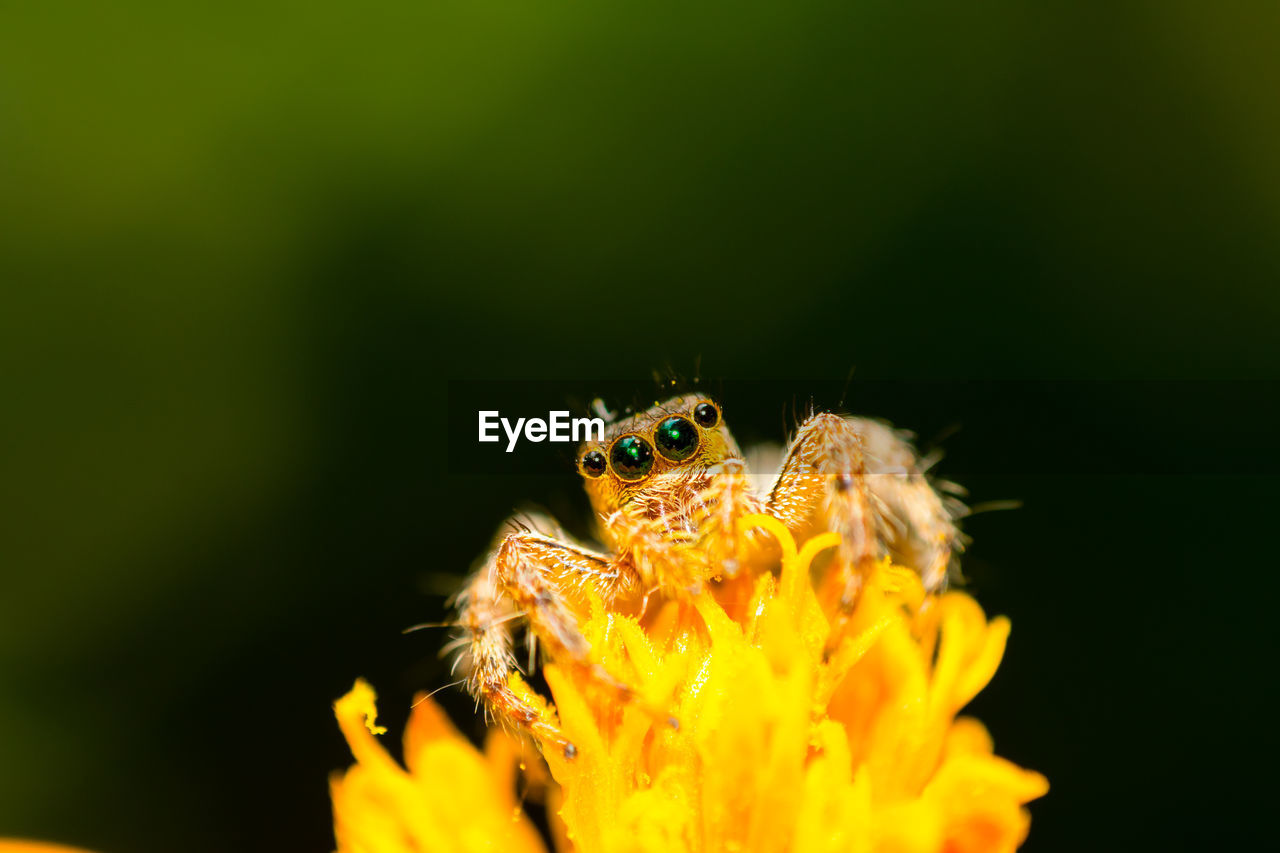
top-left (576, 394), bottom-right (743, 520)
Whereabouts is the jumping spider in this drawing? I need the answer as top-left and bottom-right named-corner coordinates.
top-left (454, 394), bottom-right (964, 758)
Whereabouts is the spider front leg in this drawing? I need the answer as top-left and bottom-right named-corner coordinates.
top-left (697, 458), bottom-right (766, 579)
top-left (455, 524), bottom-right (643, 758)
top-left (768, 414), bottom-right (881, 615)
top-left (767, 413), bottom-right (963, 642)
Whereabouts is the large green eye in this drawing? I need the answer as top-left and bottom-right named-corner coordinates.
top-left (655, 416), bottom-right (699, 461)
top-left (610, 435), bottom-right (654, 481)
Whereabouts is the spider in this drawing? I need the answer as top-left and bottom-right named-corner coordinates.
top-left (453, 394), bottom-right (965, 758)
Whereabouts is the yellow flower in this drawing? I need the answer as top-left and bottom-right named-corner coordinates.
top-left (332, 515), bottom-right (1047, 852)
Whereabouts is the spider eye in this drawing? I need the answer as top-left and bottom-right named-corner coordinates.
top-left (610, 435), bottom-right (654, 481)
top-left (655, 416), bottom-right (699, 461)
top-left (693, 401), bottom-right (720, 428)
top-left (580, 449), bottom-right (607, 478)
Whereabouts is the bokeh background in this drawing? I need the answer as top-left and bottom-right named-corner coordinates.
top-left (2, 1), bottom-right (1278, 850)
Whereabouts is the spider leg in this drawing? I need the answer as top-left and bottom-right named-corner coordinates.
top-left (768, 414), bottom-right (880, 617)
top-left (767, 413), bottom-right (963, 645)
top-left (852, 417), bottom-right (966, 591)
top-left (696, 458), bottom-right (765, 578)
top-left (456, 549), bottom-right (573, 755)
top-left (456, 525), bottom-right (645, 758)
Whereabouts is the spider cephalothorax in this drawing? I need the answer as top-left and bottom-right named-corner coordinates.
top-left (577, 394), bottom-right (744, 543)
top-left (453, 394), bottom-right (964, 758)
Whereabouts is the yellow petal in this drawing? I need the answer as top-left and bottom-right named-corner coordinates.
top-left (331, 679), bottom-right (547, 853)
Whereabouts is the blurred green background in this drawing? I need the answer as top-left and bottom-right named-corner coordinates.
top-left (2, 1), bottom-right (1278, 851)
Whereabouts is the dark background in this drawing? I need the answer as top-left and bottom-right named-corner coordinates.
top-left (2, 1), bottom-right (1278, 851)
